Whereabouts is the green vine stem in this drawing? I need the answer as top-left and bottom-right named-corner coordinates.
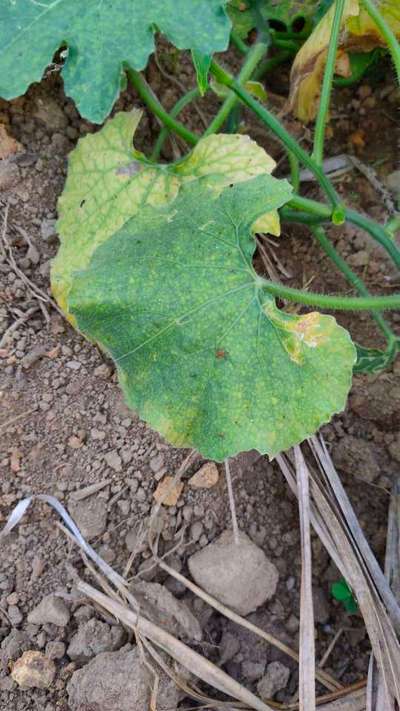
top-left (205, 41), bottom-right (268, 136)
top-left (360, 0), bottom-right (400, 84)
top-left (288, 151), bottom-right (300, 192)
top-left (253, 50), bottom-right (291, 80)
top-left (209, 58), bottom-right (341, 208)
top-left (127, 69), bottom-right (198, 147)
top-left (230, 30), bottom-right (249, 55)
top-left (311, 225), bottom-right (396, 344)
top-left (260, 279), bottom-right (400, 311)
top-left (151, 87), bottom-right (200, 161)
top-left (285, 196), bottom-right (400, 270)
top-left (312, 0), bottom-right (346, 165)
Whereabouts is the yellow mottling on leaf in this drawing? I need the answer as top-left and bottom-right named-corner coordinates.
top-left (52, 114), bottom-right (283, 318)
top-left (264, 303), bottom-right (336, 364)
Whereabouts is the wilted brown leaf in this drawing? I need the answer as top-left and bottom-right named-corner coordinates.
top-left (289, 0), bottom-right (400, 122)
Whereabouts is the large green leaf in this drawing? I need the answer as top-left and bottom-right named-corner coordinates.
top-left (52, 111), bottom-right (281, 318)
top-left (0, 0), bottom-right (230, 123)
top-left (67, 176), bottom-right (356, 460)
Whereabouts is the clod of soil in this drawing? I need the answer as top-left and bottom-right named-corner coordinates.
top-left (188, 529), bottom-right (279, 616)
top-left (11, 650), bottom-right (56, 690)
top-left (67, 646), bottom-right (179, 711)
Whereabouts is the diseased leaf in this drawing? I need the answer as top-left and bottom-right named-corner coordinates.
top-left (228, 0), bottom-right (323, 38)
top-left (289, 0), bottom-right (400, 121)
top-left (66, 176), bottom-right (356, 460)
top-left (52, 112), bottom-right (282, 318)
top-left (0, 0), bottom-right (231, 123)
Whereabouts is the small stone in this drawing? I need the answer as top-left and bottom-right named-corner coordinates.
top-left (388, 435), bottom-right (400, 463)
top-left (242, 661), bottom-right (265, 682)
top-left (21, 345), bottom-right (47, 370)
top-left (188, 530), bottom-right (279, 616)
top-left (153, 477), bottom-right (184, 507)
top-left (27, 595), bottom-right (70, 627)
top-left (332, 436), bottom-right (380, 483)
top-left (11, 650), bottom-right (56, 689)
top-left (357, 84), bottom-right (372, 100)
top-left (387, 170), bottom-right (400, 197)
top-left (68, 434), bottom-right (84, 449)
top-left (348, 250), bottom-right (369, 267)
top-left (257, 661), bottom-right (290, 700)
top-left (0, 676), bottom-right (15, 692)
top-left (34, 97), bottom-right (68, 131)
top-left (149, 454), bottom-right (165, 474)
top-left (0, 161), bottom-right (20, 191)
top-left (285, 614), bottom-right (299, 634)
top-left (218, 631), bottom-right (240, 665)
top-left (117, 499), bottom-right (130, 516)
top-left (67, 619), bottom-right (124, 663)
top-left (130, 582), bottom-right (202, 641)
top-left (97, 544), bottom-right (116, 563)
top-left (313, 587), bottom-right (330, 625)
top-left (182, 505), bottom-right (193, 522)
top-left (91, 428), bottom-right (106, 440)
top-left (1, 629), bottom-right (30, 668)
top-left (6, 593), bottom-right (19, 606)
top-left (73, 606), bottom-right (93, 624)
top-left (94, 363), bottom-right (112, 379)
top-left (104, 450), bottom-right (122, 473)
top-left (190, 521), bottom-right (204, 542)
top-left (7, 605), bottom-right (23, 626)
top-left (45, 641), bottom-right (66, 660)
top-left (125, 529), bottom-right (138, 552)
top-left (189, 462), bottom-right (219, 489)
top-left (66, 360), bottom-right (81, 370)
top-left (40, 218), bottom-right (58, 243)
top-left (0, 124), bottom-right (22, 160)
top-left (69, 496), bottom-right (107, 540)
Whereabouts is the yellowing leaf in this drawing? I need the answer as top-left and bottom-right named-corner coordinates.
top-left (253, 210), bottom-right (281, 236)
top-left (67, 176), bottom-right (355, 460)
top-left (52, 113), bottom-right (282, 320)
top-left (289, 0), bottom-right (400, 121)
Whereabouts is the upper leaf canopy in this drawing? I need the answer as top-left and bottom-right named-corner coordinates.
top-left (67, 175), bottom-right (356, 460)
top-left (0, 0), bottom-right (230, 123)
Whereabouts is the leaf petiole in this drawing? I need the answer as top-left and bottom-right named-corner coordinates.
top-left (260, 279), bottom-right (400, 312)
top-left (127, 69), bottom-right (198, 147)
top-left (312, 0), bottom-right (346, 165)
top-left (209, 58), bottom-right (341, 207)
top-left (205, 41), bottom-right (268, 136)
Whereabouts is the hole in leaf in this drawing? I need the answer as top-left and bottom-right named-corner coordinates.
top-left (268, 19), bottom-right (287, 32)
top-left (291, 16), bottom-right (306, 33)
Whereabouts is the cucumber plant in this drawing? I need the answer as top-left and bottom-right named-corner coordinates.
top-left (1, 0), bottom-right (399, 461)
